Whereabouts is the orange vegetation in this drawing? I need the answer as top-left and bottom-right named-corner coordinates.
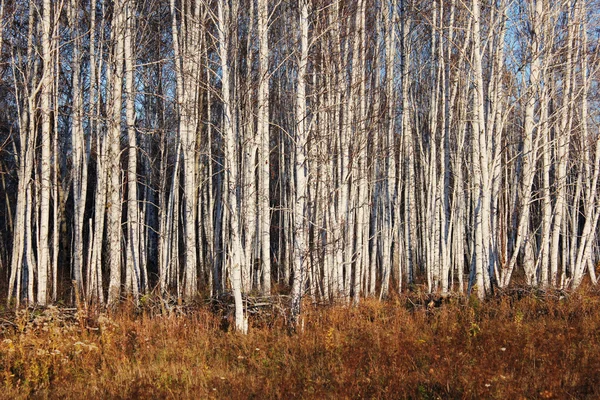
top-left (1, 288), bottom-right (600, 399)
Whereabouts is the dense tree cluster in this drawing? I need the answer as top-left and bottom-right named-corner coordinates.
top-left (0, 0), bottom-right (599, 330)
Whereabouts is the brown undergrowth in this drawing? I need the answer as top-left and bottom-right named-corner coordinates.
top-left (1, 287), bottom-right (600, 399)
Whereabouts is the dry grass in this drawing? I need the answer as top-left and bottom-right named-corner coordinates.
top-left (1, 288), bottom-right (600, 399)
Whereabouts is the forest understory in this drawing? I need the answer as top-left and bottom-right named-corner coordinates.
top-left (1, 284), bottom-right (600, 399)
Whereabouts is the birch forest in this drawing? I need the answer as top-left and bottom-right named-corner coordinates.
top-left (1, 0), bottom-right (600, 328)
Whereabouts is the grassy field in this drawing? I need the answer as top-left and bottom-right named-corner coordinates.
top-left (1, 288), bottom-right (600, 399)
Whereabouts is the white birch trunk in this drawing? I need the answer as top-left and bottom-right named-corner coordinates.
top-left (550, 0), bottom-right (574, 287)
top-left (503, 0), bottom-right (543, 287)
top-left (124, 0), bottom-right (140, 300)
top-left (69, 0), bottom-right (88, 297)
top-left (380, 0), bottom-right (396, 299)
top-left (258, 0), bottom-right (271, 296)
top-left (470, 0), bottom-right (492, 299)
top-left (107, 1), bottom-right (125, 305)
top-left (218, 0), bottom-right (247, 333)
top-left (572, 4), bottom-right (596, 287)
top-left (291, 0), bottom-right (309, 323)
top-left (37, 0), bottom-right (53, 305)
top-left (401, 0), bottom-right (416, 288)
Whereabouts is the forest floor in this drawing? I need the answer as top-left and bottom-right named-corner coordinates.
top-left (1, 286), bottom-right (600, 399)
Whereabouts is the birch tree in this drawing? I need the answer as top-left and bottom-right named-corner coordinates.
top-left (291, 0), bottom-right (310, 324)
top-left (257, 0), bottom-right (271, 295)
top-left (37, 0), bottom-right (54, 305)
top-left (218, 0), bottom-right (247, 333)
top-left (107, 0), bottom-right (125, 305)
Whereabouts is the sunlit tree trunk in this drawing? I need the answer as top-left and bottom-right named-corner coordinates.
top-left (69, 0), bottom-right (88, 298)
top-left (107, 0), bottom-right (125, 305)
top-left (380, 0), bottom-right (396, 299)
top-left (550, 0), bottom-right (574, 288)
top-left (124, 0), bottom-right (140, 300)
top-left (258, 0), bottom-right (271, 296)
top-left (37, 0), bottom-right (54, 305)
top-left (9, 0), bottom-right (39, 306)
top-left (351, 0), bottom-right (366, 304)
top-left (503, 0), bottom-right (543, 287)
top-left (218, 0), bottom-right (247, 333)
top-left (291, 0), bottom-right (310, 324)
top-left (572, 1), bottom-right (596, 288)
top-left (470, 0), bottom-right (493, 299)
